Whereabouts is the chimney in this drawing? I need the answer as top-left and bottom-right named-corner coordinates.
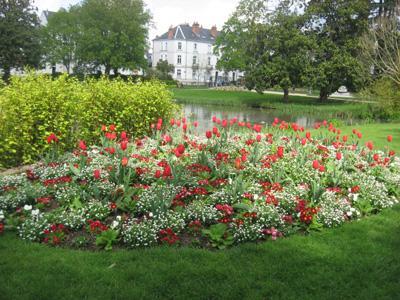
top-left (210, 25), bottom-right (218, 38)
top-left (168, 26), bottom-right (174, 39)
top-left (192, 22), bottom-right (201, 35)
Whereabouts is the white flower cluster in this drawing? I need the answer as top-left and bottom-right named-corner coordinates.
top-left (316, 191), bottom-right (359, 227)
top-left (232, 222), bottom-right (264, 243)
top-left (18, 214), bottom-right (49, 242)
top-left (185, 201), bottom-right (221, 224)
top-left (121, 218), bottom-right (160, 248)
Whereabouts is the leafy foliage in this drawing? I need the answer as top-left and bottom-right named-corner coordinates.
top-left (0, 73), bottom-right (177, 168)
top-left (0, 0), bottom-right (42, 82)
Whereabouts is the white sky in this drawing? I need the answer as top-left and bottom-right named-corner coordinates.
top-left (33, 0), bottom-right (279, 40)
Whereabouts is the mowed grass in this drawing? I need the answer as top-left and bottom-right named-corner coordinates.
top-left (172, 88), bottom-right (376, 120)
top-left (1, 205), bottom-right (399, 300)
top-left (319, 123), bottom-right (400, 152)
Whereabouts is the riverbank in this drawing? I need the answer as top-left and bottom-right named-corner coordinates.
top-left (172, 88), bottom-right (380, 121)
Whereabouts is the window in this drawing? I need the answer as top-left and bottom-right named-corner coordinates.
top-left (208, 57), bottom-right (211, 65)
top-left (177, 55), bottom-right (182, 64)
top-left (177, 69), bottom-right (181, 78)
top-left (178, 42), bottom-right (182, 50)
top-left (192, 56), bottom-right (197, 65)
top-left (194, 43), bottom-right (197, 50)
top-left (192, 70), bottom-right (196, 78)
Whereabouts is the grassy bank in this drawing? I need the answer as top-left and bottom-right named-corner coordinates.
top-left (337, 123), bottom-right (400, 151)
top-left (172, 88), bottom-right (377, 120)
top-left (1, 205), bottom-right (399, 299)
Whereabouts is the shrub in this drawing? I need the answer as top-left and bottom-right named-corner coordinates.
top-left (0, 73), bottom-right (178, 168)
top-left (363, 78), bottom-right (400, 120)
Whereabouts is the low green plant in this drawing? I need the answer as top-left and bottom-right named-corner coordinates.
top-left (95, 229), bottom-right (119, 251)
top-left (202, 223), bottom-right (234, 249)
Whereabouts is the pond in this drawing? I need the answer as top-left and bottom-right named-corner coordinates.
top-left (182, 103), bottom-right (360, 131)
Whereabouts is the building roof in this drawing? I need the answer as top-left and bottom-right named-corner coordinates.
top-left (153, 24), bottom-right (219, 43)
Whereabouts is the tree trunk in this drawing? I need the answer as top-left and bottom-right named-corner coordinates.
top-left (283, 88), bottom-right (289, 103)
top-left (319, 89), bottom-right (329, 102)
top-left (2, 66), bottom-right (11, 83)
top-left (105, 65), bottom-right (111, 76)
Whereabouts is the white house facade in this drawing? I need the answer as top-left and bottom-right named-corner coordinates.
top-left (152, 23), bottom-right (240, 85)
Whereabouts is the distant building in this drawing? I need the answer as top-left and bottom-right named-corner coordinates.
top-left (153, 23), bottom-right (240, 85)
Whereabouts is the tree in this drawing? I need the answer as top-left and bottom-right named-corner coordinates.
top-left (41, 7), bottom-right (79, 74)
top-left (0, 0), bottom-right (41, 82)
top-left (303, 0), bottom-right (371, 101)
top-left (214, 0), bottom-right (271, 72)
top-left (155, 60), bottom-right (174, 79)
top-left (76, 0), bottom-right (151, 75)
top-left (245, 1), bottom-right (313, 102)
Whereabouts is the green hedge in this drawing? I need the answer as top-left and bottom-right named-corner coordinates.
top-left (0, 73), bottom-right (178, 168)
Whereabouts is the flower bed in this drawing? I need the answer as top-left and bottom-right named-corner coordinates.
top-left (0, 118), bottom-right (398, 250)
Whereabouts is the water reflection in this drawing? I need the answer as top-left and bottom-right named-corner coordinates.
top-left (182, 104), bottom-right (327, 131)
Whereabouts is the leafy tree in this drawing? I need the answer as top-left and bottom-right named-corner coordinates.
top-left (245, 2), bottom-right (314, 102)
top-left (0, 0), bottom-right (41, 82)
top-left (41, 7), bottom-right (79, 74)
top-left (76, 0), bottom-right (151, 75)
top-left (214, 0), bottom-right (270, 72)
top-left (156, 60), bottom-right (174, 78)
top-left (303, 0), bottom-right (371, 101)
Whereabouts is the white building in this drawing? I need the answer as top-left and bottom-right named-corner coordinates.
top-left (152, 23), bottom-right (239, 85)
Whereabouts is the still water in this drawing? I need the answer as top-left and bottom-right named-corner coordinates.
top-left (182, 103), bottom-right (356, 131)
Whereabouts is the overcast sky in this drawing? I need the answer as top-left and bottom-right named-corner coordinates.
top-left (33, 0), bottom-right (279, 40)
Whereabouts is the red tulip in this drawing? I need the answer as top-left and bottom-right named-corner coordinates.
top-left (387, 135), bottom-right (393, 142)
top-left (342, 135), bottom-right (348, 142)
top-left (121, 157), bottom-right (129, 167)
top-left (373, 153), bottom-right (380, 162)
top-left (93, 170), bottom-right (101, 179)
top-left (277, 146), bottom-right (284, 158)
top-left (306, 132), bottom-right (311, 139)
top-left (319, 165), bottom-right (325, 172)
top-left (120, 141), bottom-right (128, 151)
top-left (109, 124), bottom-right (116, 132)
top-left (336, 152), bottom-right (342, 160)
top-left (79, 140), bottom-right (87, 151)
top-left (46, 133), bottom-right (58, 144)
top-left (155, 170), bottom-right (162, 178)
top-left (212, 127), bottom-right (218, 135)
top-left (366, 141), bottom-right (373, 150)
top-left (101, 125), bottom-right (107, 132)
top-left (120, 131), bottom-right (127, 140)
top-left (206, 131), bottom-right (212, 139)
top-left (193, 121), bottom-right (198, 128)
top-left (170, 119), bottom-right (175, 126)
top-left (312, 160), bottom-right (319, 170)
top-left (182, 123), bottom-right (187, 132)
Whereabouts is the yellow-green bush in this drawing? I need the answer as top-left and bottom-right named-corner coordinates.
top-left (0, 73), bottom-right (178, 168)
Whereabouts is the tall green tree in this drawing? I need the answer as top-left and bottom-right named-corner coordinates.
top-left (0, 0), bottom-right (41, 82)
top-left (304, 0), bottom-right (371, 101)
top-left (214, 0), bottom-right (270, 72)
top-left (245, 1), bottom-right (314, 102)
top-left (76, 0), bottom-right (151, 75)
top-left (41, 7), bottom-right (79, 74)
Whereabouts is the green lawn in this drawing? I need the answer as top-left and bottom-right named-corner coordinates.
top-left (172, 88), bottom-right (377, 120)
top-left (1, 205), bottom-right (399, 300)
top-left (338, 123), bottom-right (400, 151)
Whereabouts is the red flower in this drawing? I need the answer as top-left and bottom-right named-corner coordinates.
top-left (373, 153), bottom-right (380, 162)
top-left (277, 146), bottom-right (284, 158)
top-left (0, 223), bottom-right (4, 234)
top-left (176, 144), bottom-right (185, 155)
top-left (155, 170), bottom-right (162, 178)
top-left (212, 127), bottom-right (219, 135)
top-left (366, 141), bottom-right (373, 150)
top-left (109, 202), bottom-right (117, 210)
top-left (342, 135), bottom-right (348, 142)
top-left (306, 132), bottom-right (311, 139)
top-left (121, 131), bottom-right (127, 140)
top-left (79, 140), bottom-right (87, 151)
top-left (109, 124), bottom-right (116, 131)
top-left (206, 131), bottom-right (212, 139)
top-left (336, 152), bottom-right (342, 160)
top-left (121, 157), bottom-right (129, 167)
top-left (312, 160), bottom-right (319, 170)
top-left (101, 125), bottom-right (107, 132)
top-left (387, 135), bottom-right (393, 142)
top-left (46, 133), bottom-right (59, 144)
top-left (93, 169), bottom-right (101, 180)
top-left (120, 141), bottom-right (128, 151)
top-left (193, 121), bottom-right (198, 128)
top-left (318, 165), bottom-right (325, 172)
